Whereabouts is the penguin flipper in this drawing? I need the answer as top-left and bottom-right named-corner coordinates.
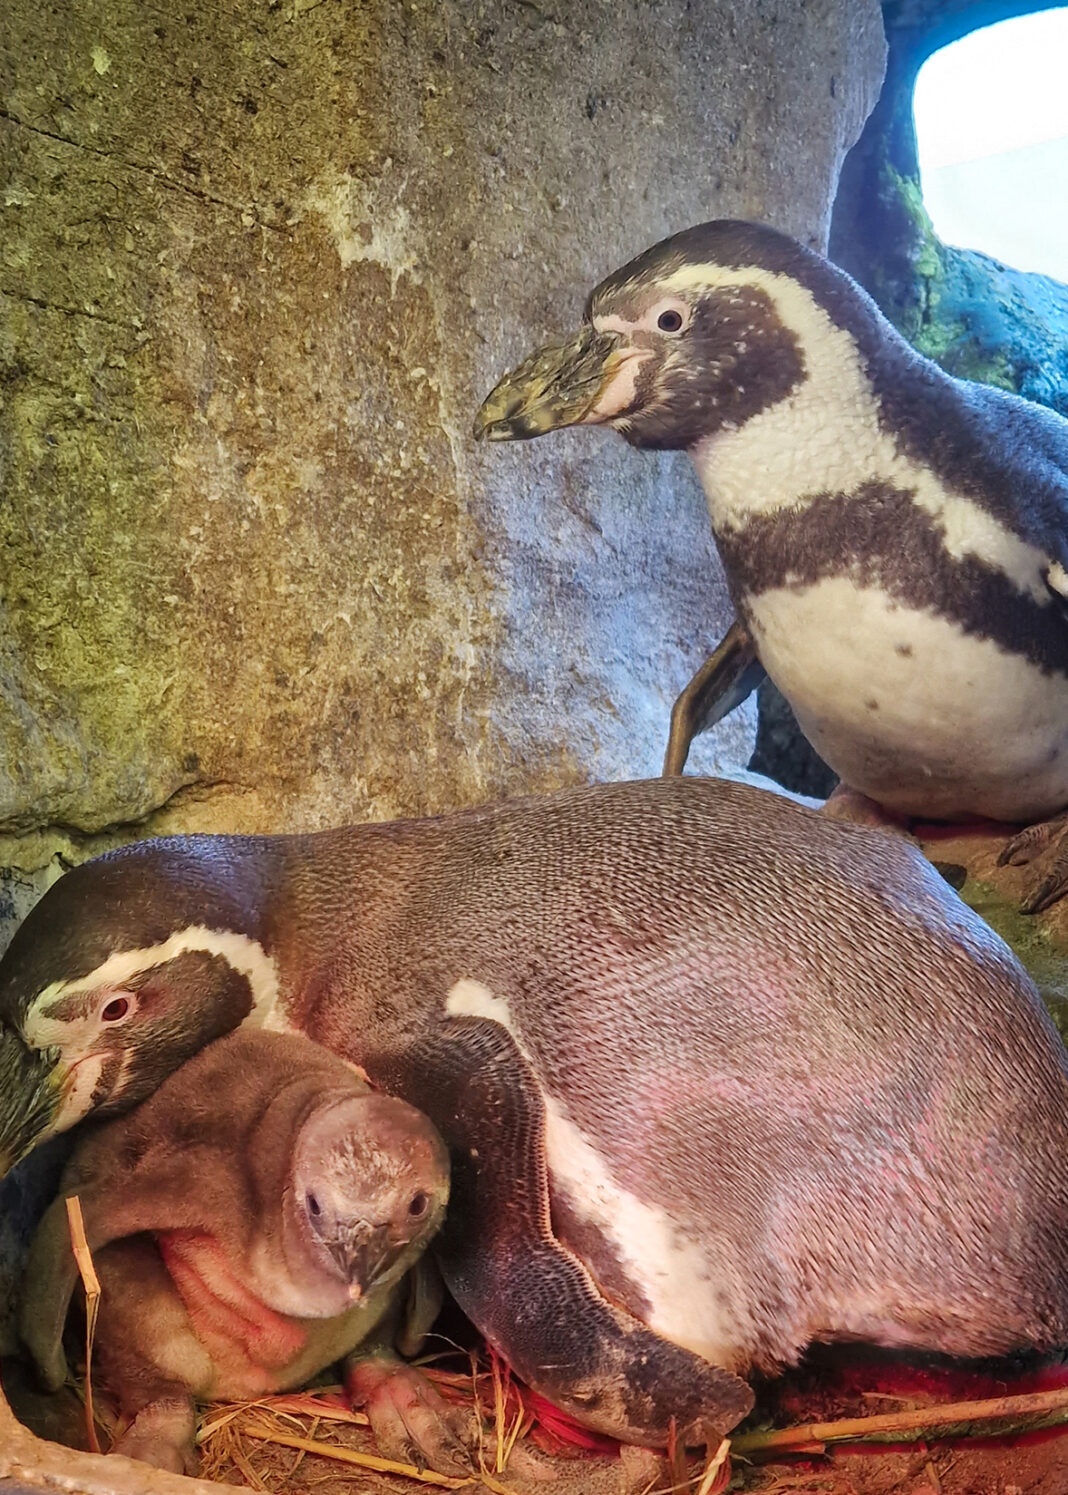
top-left (396, 1254), bottom-right (445, 1359)
top-left (20, 1141), bottom-right (228, 1392)
top-left (663, 621), bottom-right (765, 776)
top-left (389, 1018), bottom-right (754, 1448)
top-left (20, 1194), bottom-right (81, 1391)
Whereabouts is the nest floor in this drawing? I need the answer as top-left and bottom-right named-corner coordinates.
top-left (9, 1337), bottom-right (1068, 1495)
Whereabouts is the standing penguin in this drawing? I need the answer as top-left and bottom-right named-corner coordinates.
top-left (474, 221), bottom-right (1068, 912)
top-left (4, 778), bottom-right (1068, 1450)
top-left (19, 1027), bottom-right (455, 1475)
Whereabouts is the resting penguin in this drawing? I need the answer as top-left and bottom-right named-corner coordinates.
top-left (19, 1027), bottom-right (453, 1475)
top-left (474, 220), bottom-right (1068, 912)
top-left (3, 777), bottom-right (1068, 1449)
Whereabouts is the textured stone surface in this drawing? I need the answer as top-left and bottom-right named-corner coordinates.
top-left (1, 1), bottom-right (885, 918)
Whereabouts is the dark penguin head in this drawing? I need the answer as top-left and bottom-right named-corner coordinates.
top-left (0, 835), bottom-right (275, 1175)
top-left (473, 219), bottom-right (890, 451)
top-left (272, 1091), bottom-right (450, 1318)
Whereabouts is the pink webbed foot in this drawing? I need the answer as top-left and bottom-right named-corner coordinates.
top-left (998, 811), bottom-right (1068, 914)
top-left (820, 784), bottom-right (913, 835)
top-left (110, 1395), bottom-right (198, 1475)
top-left (345, 1351), bottom-right (477, 1476)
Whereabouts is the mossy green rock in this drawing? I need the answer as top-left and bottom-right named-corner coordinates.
top-left (919, 826), bottom-right (1068, 1048)
top-left (0, 0), bottom-right (886, 909)
top-left (959, 879), bottom-right (1068, 1048)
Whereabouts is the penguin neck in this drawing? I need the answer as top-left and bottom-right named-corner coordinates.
top-left (683, 282), bottom-right (1052, 608)
top-left (684, 268), bottom-right (899, 535)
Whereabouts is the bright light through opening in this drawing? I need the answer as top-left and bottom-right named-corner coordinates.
top-left (914, 6), bottom-right (1068, 284)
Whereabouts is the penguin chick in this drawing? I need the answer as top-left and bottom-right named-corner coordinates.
top-left (19, 1028), bottom-right (457, 1476)
top-left (475, 220), bottom-right (1068, 912)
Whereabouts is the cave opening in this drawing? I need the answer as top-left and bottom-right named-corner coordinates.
top-left (914, 6), bottom-right (1068, 284)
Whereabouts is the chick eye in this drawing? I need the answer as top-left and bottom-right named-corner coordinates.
top-left (408, 1191), bottom-right (429, 1219)
top-left (100, 996), bottom-right (132, 1023)
top-left (306, 1193), bottom-right (322, 1217)
top-left (657, 309), bottom-right (684, 333)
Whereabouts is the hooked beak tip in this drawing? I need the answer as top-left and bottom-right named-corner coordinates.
top-left (472, 415), bottom-right (516, 443)
top-left (472, 392), bottom-right (530, 443)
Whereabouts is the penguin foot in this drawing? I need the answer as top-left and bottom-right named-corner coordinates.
top-left (110, 1395), bottom-right (198, 1475)
top-left (998, 813), bottom-right (1068, 914)
top-left (818, 788), bottom-right (976, 888)
top-left (819, 785), bottom-right (913, 836)
top-left (345, 1351), bottom-right (477, 1476)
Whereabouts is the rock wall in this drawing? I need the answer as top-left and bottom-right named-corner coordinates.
top-left (1, 0), bottom-right (886, 950)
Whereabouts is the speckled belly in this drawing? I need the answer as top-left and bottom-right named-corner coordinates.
top-left (747, 578), bottom-right (1068, 822)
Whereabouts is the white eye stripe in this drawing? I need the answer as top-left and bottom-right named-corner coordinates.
top-left (593, 311), bottom-right (639, 337)
top-left (24, 925), bottom-right (281, 1047)
top-left (593, 298), bottom-right (692, 338)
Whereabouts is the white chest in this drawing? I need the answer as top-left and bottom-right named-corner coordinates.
top-left (746, 578), bottom-right (1068, 820)
top-left (679, 274), bottom-right (1067, 819)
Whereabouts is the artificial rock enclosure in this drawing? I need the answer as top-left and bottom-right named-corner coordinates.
top-left (0, 1), bottom-right (1059, 1491)
top-left (0, 0), bottom-right (887, 889)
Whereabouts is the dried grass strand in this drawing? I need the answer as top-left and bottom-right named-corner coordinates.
top-left (694, 1439), bottom-right (731, 1495)
top-left (491, 1354), bottom-right (506, 1474)
top-left (229, 1434), bottom-right (269, 1491)
top-left (732, 1384), bottom-right (1068, 1459)
top-left (239, 1418), bottom-right (476, 1487)
top-left (65, 1195), bottom-right (102, 1455)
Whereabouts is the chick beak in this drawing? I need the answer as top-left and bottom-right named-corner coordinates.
top-left (473, 324), bottom-right (628, 441)
top-left (330, 1222), bottom-right (399, 1302)
top-left (0, 1030), bottom-right (63, 1178)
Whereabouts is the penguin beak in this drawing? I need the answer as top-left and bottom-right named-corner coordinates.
top-left (330, 1222), bottom-right (402, 1301)
top-left (473, 324), bottom-right (628, 441)
top-left (0, 1029), bottom-right (63, 1177)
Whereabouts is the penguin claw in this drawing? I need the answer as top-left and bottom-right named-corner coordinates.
top-left (345, 1353), bottom-right (477, 1477)
top-left (997, 814), bottom-right (1068, 913)
top-left (1021, 867), bottom-right (1068, 917)
top-left (998, 814), bottom-right (1068, 869)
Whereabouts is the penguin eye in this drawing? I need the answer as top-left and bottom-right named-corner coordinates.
top-left (408, 1191), bottom-right (429, 1219)
top-left (100, 995), bottom-right (133, 1024)
top-left (306, 1193), bottom-right (322, 1218)
top-left (656, 309), bottom-right (684, 333)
